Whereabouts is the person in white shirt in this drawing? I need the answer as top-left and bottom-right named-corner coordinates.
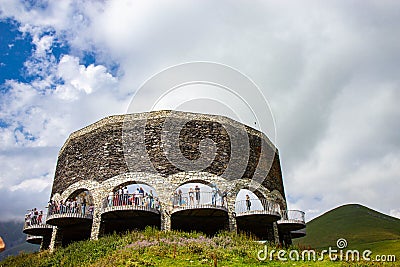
top-left (123, 186), bottom-right (129, 205)
top-left (108, 191), bottom-right (114, 207)
top-left (134, 188), bottom-right (140, 206)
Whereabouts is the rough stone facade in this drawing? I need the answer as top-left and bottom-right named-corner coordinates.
top-left (52, 111), bottom-right (285, 199)
top-left (47, 110), bottom-right (290, 250)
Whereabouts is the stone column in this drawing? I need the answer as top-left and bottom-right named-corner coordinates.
top-left (90, 187), bottom-right (106, 240)
top-left (272, 222), bottom-right (279, 244)
top-left (266, 223), bottom-right (275, 242)
top-left (226, 196), bottom-right (237, 232)
top-left (40, 232), bottom-right (52, 251)
top-left (49, 227), bottom-right (63, 252)
top-left (90, 207), bottom-right (102, 240)
top-left (161, 208), bottom-right (171, 231)
top-left (155, 184), bottom-right (174, 231)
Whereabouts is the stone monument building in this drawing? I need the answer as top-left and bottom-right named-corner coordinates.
top-left (23, 110), bottom-right (306, 250)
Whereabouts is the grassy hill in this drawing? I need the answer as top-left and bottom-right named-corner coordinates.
top-left (0, 227), bottom-right (356, 267)
top-left (294, 204), bottom-right (400, 256)
top-left (0, 221), bottom-right (39, 260)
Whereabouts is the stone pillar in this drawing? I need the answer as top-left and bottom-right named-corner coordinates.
top-left (40, 233), bottom-right (52, 251)
top-left (90, 206), bottom-right (102, 240)
top-left (156, 187), bottom-right (174, 231)
top-left (226, 196), bottom-right (237, 232)
top-left (266, 223), bottom-right (275, 241)
top-left (272, 222), bottom-right (279, 244)
top-left (49, 227), bottom-right (63, 252)
top-left (90, 187), bottom-right (106, 240)
top-left (161, 209), bottom-right (171, 231)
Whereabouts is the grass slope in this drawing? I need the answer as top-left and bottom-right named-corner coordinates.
top-left (295, 204), bottom-right (400, 253)
top-left (0, 228), bottom-right (362, 267)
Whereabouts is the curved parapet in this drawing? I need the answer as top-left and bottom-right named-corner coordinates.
top-left (277, 210), bottom-right (306, 231)
top-left (46, 211), bottom-right (93, 227)
top-left (23, 221), bottom-right (53, 236)
top-left (235, 199), bottom-right (281, 221)
top-left (171, 191), bottom-right (228, 214)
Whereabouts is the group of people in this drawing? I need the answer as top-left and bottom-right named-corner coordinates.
top-left (48, 196), bottom-right (94, 217)
top-left (107, 186), bottom-right (160, 210)
top-left (24, 208), bottom-right (44, 226)
top-left (172, 185), bottom-right (228, 207)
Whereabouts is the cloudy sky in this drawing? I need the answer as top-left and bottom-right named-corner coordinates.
top-left (0, 0), bottom-right (399, 222)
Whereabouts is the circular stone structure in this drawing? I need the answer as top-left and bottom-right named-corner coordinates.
top-left (42, 110), bottom-right (303, 250)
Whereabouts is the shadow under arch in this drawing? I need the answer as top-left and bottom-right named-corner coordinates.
top-left (99, 180), bottom-right (161, 237)
top-left (234, 188), bottom-right (281, 241)
top-left (170, 179), bottom-right (229, 236)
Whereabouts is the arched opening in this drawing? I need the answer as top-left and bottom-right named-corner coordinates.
top-left (234, 189), bottom-right (280, 241)
top-left (47, 189), bottom-right (94, 247)
top-left (100, 182), bottom-right (161, 236)
top-left (170, 181), bottom-right (229, 236)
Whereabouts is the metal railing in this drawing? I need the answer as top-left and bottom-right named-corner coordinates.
top-left (235, 199), bottom-right (281, 216)
top-left (101, 193), bottom-right (161, 213)
top-left (171, 191), bottom-right (228, 211)
top-left (47, 204), bottom-right (93, 220)
top-left (24, 213), bottom-right (51, 229)
top-left (278, 210), bottom-right (305, 224)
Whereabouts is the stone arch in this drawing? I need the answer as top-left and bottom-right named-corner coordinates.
top-left (267, 189), bottom-right (287, 211)
top-left (51, 193), bottom-right (61, 202)
top-left (228, 179), bottom-right (270, 200)
top-left (168, 171), bottom-right (229, 192)
top-left (99, 172), bottom-right (164, 205)
top-left (60, 180), bottom-right (100, 202)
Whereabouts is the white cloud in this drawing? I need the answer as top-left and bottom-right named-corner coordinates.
top-left (55, 55), bottom-right (118, 99)
top-left (10, 177), bottom-right (51, 192)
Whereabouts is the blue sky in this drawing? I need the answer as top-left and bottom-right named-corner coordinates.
top-left (0, 1), bottom-right (399, 222)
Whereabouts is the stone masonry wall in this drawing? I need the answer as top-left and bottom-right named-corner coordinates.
top-left (52, 110), bottom-right (285, 199)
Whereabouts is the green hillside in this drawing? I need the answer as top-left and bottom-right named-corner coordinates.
top-left (294, 204), bottom-right (400, 255)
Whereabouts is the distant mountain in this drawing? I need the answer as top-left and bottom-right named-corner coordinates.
top-left (0, 221), bottom-right (39, 260)
top-left (294, 204), bottom-right (400, 255)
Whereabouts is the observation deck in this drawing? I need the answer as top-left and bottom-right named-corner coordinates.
top-left (100, 194), bottom-right (161, 235)
top-left (46, 209), bottom-right (93, 246)
top-left (235, 199), bottom-right (281, 239)
top-left (170, 192), bottom-right (229, 235)
top-left (23, 216), bottom-right (53, 236)
top-left (46, 210), bottom-right (93, 227)
top-left (235, 199), bottom-right (281, 222)
top-left (277, 210), bottom-right (306, 231)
